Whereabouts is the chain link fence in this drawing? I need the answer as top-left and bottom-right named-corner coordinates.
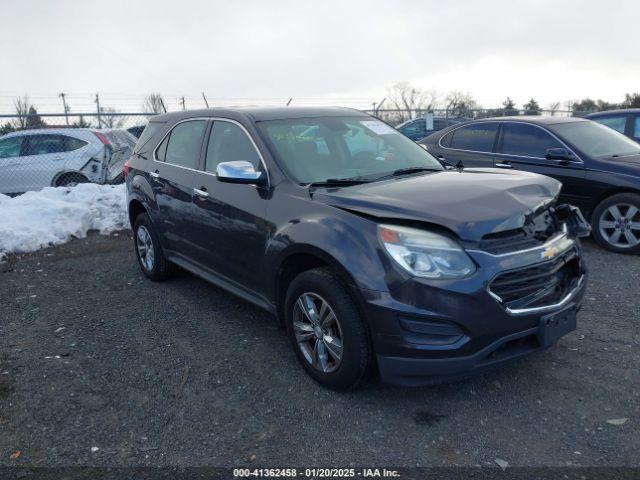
top-left (0, 108), bottom-right (592, 196)
top-left (363, 108), bottom-right (581, 126)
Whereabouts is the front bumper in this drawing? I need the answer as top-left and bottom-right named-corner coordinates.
top-left (362, 229), bottom-right (588, 387)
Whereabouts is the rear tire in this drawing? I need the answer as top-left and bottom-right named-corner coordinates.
top-left (591, 193), bottom-right (640, 254)
top-left (56, 172), bottom-right (89, 188)
top-left (133, 213), bottom-right (176, 281)
top-left (284, 267), bottom-right (372, 390)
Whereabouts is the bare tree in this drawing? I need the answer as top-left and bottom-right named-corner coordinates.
top-left (385, 82), bottom-right (438, 122)
top-left (143, 93), bottom-right (166, 115)
top-left (547, 101), bottom-right (561, 116)
top-left (13, 95), bottom-right (32, 130)
top-left (444, 91), bottom-right (479, 118)
top-left (99, 107), bottom-right (127, 128)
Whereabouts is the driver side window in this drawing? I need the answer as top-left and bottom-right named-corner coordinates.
top-left (205, 121), bottom-right (261, 173)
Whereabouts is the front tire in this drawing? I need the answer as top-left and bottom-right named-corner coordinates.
top-left (284, 268), bottom-right (372, 390)
top-left (133, 213), bottom-right (176, 281)
top-left (591, 193), bottom-right (640, 254)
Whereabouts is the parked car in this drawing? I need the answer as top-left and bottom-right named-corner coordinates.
top-left (0, 128), bottom-right (137, 195)
top-left (126, 107), bottom-right (588, 390)
top-left (420, 117), bottom-right (640, 253)
top-left (585, 109), bottom-right (640, 143)
top-left (397, 117), bottom-right (464, 141)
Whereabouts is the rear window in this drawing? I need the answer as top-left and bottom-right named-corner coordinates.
top-left (447, 123), bottom-right (498, 152)
top-left (160, 120), bottom-right (207, 169)
top-left (500, 123), bottom-right (562, 158)
top-left (24, 135), bottom-right (69, 155)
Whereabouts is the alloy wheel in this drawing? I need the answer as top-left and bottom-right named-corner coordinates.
top-left (598, 203), bottom-right (640, 249)
top-left (136, 225), bottom-right (155, 271)
top-left (292, 292), bottom-right (343, 373)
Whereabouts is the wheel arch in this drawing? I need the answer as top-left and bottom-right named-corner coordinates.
top-left (128, 198), bottom-right (148, 229)
top-left (51, 170), bottom-right (89, 187)
top-left (273, 245), bottom-right (367, 326)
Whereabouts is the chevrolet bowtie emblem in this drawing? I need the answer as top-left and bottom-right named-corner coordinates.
top-left (541, 245), bottom-right (560, 260)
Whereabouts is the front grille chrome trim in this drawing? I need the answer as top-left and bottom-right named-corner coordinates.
top-left (502, 274), bottom-right (585, 315)
top-left (469, 223), bottom-right (569, 258)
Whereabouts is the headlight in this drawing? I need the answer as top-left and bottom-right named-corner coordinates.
top-left (378, 224), bottom-right (476, 279)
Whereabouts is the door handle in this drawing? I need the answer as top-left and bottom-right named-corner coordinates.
top-left (193, 187), bottom-right (209, 198)
top-left (149, 170), bottom-right (160, 178)
top-left (495, 162), bottom-right (513, 169)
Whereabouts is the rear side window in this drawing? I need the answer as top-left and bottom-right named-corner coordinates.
top-left (133, 123), bottom-right (157, 153)
top-left (67, 137), bottom-right (88, 151)
top-left (634, 117), bottom-right (640, 141)
top-left (595, 116), bottom-right (627, 134)
top-left (0, 136), bottom-right (23, 158)
top-left (159, 120), bottom-right (206, 169)
top-left (500, 123), bottom-right (562, 158)
top-left (448, 123), bottom-right (498, 152)
top-left (205, 121), bottom-right (261, 173)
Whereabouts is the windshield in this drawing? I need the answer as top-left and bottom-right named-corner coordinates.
top-left (256, 116), bottom-right (443, 184)
top-left (550, 121), bottom-right (640, 158)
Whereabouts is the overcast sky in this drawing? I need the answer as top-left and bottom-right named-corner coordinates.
top-left (1, 0), bottom-right (638, 113)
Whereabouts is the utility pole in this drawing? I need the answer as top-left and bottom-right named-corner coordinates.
top-left (180, 96), bottom-right (186, 110)
top-left (59, 93), bottom-right (69, 126)
top-left (95, 93), bottom-right (102, 128)
top-left (202, 92), bottom-right (210, 108)
top-left (374, 97), bottom-right (386, 117)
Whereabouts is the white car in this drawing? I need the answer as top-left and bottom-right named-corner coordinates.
top-left (0, 128), bottom-right (137, 195)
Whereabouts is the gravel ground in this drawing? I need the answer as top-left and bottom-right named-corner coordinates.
top-left (0, 232), bottom-right (638, 468)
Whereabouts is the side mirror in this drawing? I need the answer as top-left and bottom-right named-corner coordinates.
top-left (216, 161), bottom-right (266, 185)
top-left (545, 147), bottom-right (574, 163)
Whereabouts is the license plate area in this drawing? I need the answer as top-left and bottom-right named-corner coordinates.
top-left (537, 306), bottom-right (577, 347)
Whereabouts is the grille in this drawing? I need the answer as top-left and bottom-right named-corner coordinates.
top-left (489, 250), bottom-right (581, 310)
top-left (480, 209), bottom-right (559, 255)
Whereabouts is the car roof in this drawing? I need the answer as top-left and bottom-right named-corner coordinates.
top-left (464, 115), bottom-right (589, 125)
top-left (151, 106), bottom-right (369, 123)
top-left (585, 108), bottom-right (640, 117)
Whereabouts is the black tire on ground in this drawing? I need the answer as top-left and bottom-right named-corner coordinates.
top-left (55, 173), bottom-right (89, 187)
top-left (132, 213), bottom-right (176, 281)
top-left (591, 192), bottom-right (640, 254)
top-left (284, 267), bottom-right (373, 390)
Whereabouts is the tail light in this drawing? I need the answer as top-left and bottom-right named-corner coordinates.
top-left (92, 131), bottom-right (111, 148)
top-left (123, 161), bottom-right (131, 180)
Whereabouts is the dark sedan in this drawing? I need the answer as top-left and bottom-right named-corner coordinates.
top-left (585, 108), bottom-right (640, 144)
top-left (420, 116), bottom-right (640, 253)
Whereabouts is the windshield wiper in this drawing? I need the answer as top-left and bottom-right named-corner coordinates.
top-left (306, 177), bottom-right (372, 188)
top-left (370, 166), bottom-right (441, 182)
top-left (389, 166), bottom-right (441, 176)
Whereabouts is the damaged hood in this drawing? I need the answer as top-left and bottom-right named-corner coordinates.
top-left (312, 168), bottom-right (562, 241)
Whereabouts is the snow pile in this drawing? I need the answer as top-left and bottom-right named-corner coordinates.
top-left (0, 183), bottom-right (128, 258)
